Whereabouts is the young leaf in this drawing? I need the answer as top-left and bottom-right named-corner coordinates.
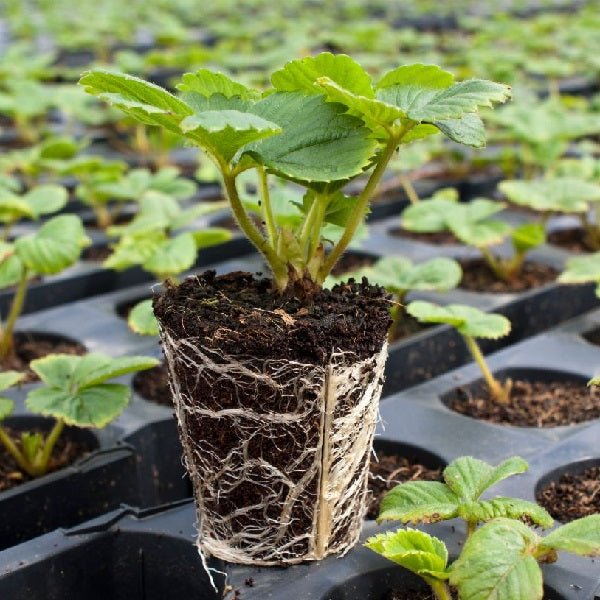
top-left (540, 515), bottom-right (600, 556)
top-left (512, 223), bottom-right (546, 253)
top-left (143, 232), bottom-right (197, 276)
top-left (20, 432), bottom-right (43, 464)
top-left (15, 215), bottom-right (90, 275)
top-left (378, 481), bottom-right (460, 524)
top-left (104, 235), bottom-right (163, 272)
top-left (128, 299), bottom-right (160, 336)
top-left (22, 185), bottom-right (68, 218)
top-left (401, 188), bottom-right (459, 233)
top-left (407, 301), bottom-right (511, 340)
top-left (450, 519), bottom-right (543, 600)
top-left (0, 371), bottom-right (25, 391)
top-left (0, 249), bottom-right (23, 289)
top-left (558, 253), bottom-right (600, 292)
top-left (499, 178), bottom-right (600, 213)
top-left (177, 69), bottom-right (255, 99)
top-left (191, 228), bottom-right (232, 249)
top-left (365, 528), bottom-right (449, 580)
top-left (458, 498), bottom-right (553, 529)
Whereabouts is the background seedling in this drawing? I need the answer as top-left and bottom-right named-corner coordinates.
top-left (407, 301), bottom-right (511, 404)
top-left (0, 353), bottom-right (157, 477)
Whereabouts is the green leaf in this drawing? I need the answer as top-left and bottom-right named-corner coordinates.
top-left (377, 64), bottom-right (455, 91)
top-left (72, 354), bottom-right (159, 388)
top-left (247, 92), bottom-right (377, 184)
top-left (512, 223), bottom-right (546, 254)
top-left (450, 519), bottom-right (543, 600)
top-left (26, 384), bottom-right (130, 428)
top-left (378, 481), bottom-right (460, 524)
top-left (559, 253), bottom-right (600, 287)
top-left (128, 299), bottom-right (160, 336)
top-left (0, 371), bottom-right (25, 392)
top-left (0, 251), bottom-right (25, 288)
top-left (458, 498), bottom-right (554, 529)
top-left (0, 193), bottom-right (35, 222)
top-left (30, 354), bottom-right (79, 389)
top-left (0, 397), bottom-right (14, 420)
top-left (177, 69), bottom-right (255, 99)
top-left (79, 70), bottom-right (192, 134)
top-left (180, 110), bottom-right (282, 163)
top-left (407, 301), bottom-right (511, 340)
top-left (445, 199), bottom-right (511, 248)
top-left (143, 232), bottom-right (197, 276)
top-left (15, 215), bottom-right (89, 275)
top-left (434, 113), bottom-right (487, 148)
top-left (272, 53), bottom-right (373, 97)
top-left (22, 185), bottom-right (68, 218)
top-left (191, 228), bottom-right (232, 249)
top-left (365, 528), bottom-right (449, 580)
top-left (20, 431), bottom-right (43, 463)
top-left (541, 515), bottom-right (600, 556)
top-left (103, 234), bottom-right (165, 272)
top-left (401, 189), bottom-right (459, 233)
top-left (499, 178), bottom-right (600, 213)
top-left (443, 456), bottom-right (529, 501)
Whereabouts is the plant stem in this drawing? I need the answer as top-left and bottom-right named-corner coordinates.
top-left (94, 203), bottom-right (112, 230)
top-left (307, 195), bottom-right (329, 262)
top-left (0, 269), bottom-right (29, 360)
top-left (430, 580), bottom-right (454, 600)
top-left (33, 419), bottom-right (64, 475)
top-left (480, 247), bottom-right (510, 283)
top-left (318, 131), bottom-right (405, 282)
top-left (466, 520), bottom-right (477, 538)
top-left (222, 170), bottom-right (288, 290)
top-left (399, 173), bottom-right (420, 205)
top-left (0, 425), bottom-right (32, 475)
top-left (258, 166), bottom-right (277, 248)
top-left (463, 334), bottom-right (510, 405)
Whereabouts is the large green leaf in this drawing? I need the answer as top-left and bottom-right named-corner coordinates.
top-left (378, 481), bottom-right (460, 524)
top-left (128, 299), bottom-right (160, 336)
top-left (181, 109), bottom-right (282, 163)
top-left (15, 215), bottom-right (89, 275)
top-left (499, 178), bottom-right (600, 213)
top-left (458, 498), bottom-right (553, 529)
top-left (540, 515), bottom-right (600, 556)
top-left (143, 232), bottom-right (197, 276)
top-left (443, 456), bottom-right (528, 501)
top-left (72, 354), bottom-right (159, 388)
top-left (366, 528), bottom-right (449, 580)
top-left (407, 301), bottom-right (511, 339)
top-left (79, 70), bottom-right (192, 133)
top-left (450, 519), bottom-right (543, 600)
top-left (247, 92), bottom-right (377, 184)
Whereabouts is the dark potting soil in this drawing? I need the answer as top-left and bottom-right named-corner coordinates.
top-left (383, 588), bottom-right (437, 600)
top-left (447, 379), bottom-right (600, 427)
top-left (367, 452), bottom-right (442, 520)
top-left (537, 466), bottom-right (600, 522)
top-left (133, 362), bottom-right (173, 407)
top-left (0, 333), bottom-right (87, 383)
top-left (459, 259), bottom-right (558, 293)
top-left (82, 244), bottom-right (112, 262)
top-left (0, 427), bottom-right (91, 492)
top-left (547, 227), bottom-right (593, 254)
top-left (330, 253), bottom-right (376, 277)
top-left (389, 226), bottom-right (460, 245)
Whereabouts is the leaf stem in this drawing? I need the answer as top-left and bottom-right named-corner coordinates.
top-left (430, 580), bottom-right (454, 600)
top-left (0, 425), bottom-right (32, 475)
top-left (318, 131), bottom-right (405, 282)
top-left (399, 173), bottom-right (420, 205)
top-left (258, 166), bottom-right (278, 248)
top-left (0, 268), bottom-right (29, 360)
top-left (33, 418), bottom-right (65, 475)
top-left (463, 334), bottom-right (510, 405)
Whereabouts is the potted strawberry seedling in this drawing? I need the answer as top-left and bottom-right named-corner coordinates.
top-left (81, 53), bottom-right (509, 565)
top-left (0, 215), bottom-right (89, 372)
top-left (0, 353), bottom-right (157, 481)
top-left (368, 455), bottom-right (600, 600)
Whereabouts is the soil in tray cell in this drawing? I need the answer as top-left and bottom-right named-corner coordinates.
top-left (537, 465), bottom-right (600, 522)
top-left (82, 244), bottom-right (112, 262)
top-left (0, 427), bottom-right (91, 492)
top-left (133, 362), bottom-right (173, 407)
top-left (389, 226), bottom-right (460, 246)
top-left (446, 378), bottom-right (600, 427)
top-left (547, 227), bottom-right (593, 254)
top-left (459, 259), bottom-right (558, 294)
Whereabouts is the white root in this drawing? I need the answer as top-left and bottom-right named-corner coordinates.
top-left (161, 328), bottom-right (387, 566)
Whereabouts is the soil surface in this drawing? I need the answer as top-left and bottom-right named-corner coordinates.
top-left (459, 259), bottom-right (557, 293)
top-left (447, 378), bottom-right (600, 427)
top-left (133, 362), bottom-right (173, 406)
top-left (389, 226), bottom-right (459, 245)
top-left (537, 465), bottom-right (600, 522)
top-left (0, 427), bottom-right (91, 492)
top-left (367, 452), bottom-right (442, 519)
top-left (547, 227), bottom-right (594, 253)
top-left (82, 244), bottom-right (112, 262)
top-left (0, 332), bottom-right (87, 383)
top-left (383, 588), bottom-right (437, 600)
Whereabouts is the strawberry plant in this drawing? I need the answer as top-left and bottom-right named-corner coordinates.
top-left (327, 256), bottom-right (462, 341)
top-left (0, 215), bottom-right (90, 359)
top-left (407, 301), bottom-right (511, 404)
top-left (80, 54), bottom-right (510, 292)
top-left (368, 455), bottom-right (600, 600)
top-left (402, 194), bottom-right (546, 282)
top-left (559, 252), bottom-right (600, 296)
top-left (0, 353), bottom-right (157, 477)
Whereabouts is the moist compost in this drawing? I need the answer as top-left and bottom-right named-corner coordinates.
top-left (82, 244), bottom-right (112, 262)
top-left (459, 259), bottom-right (558, 293)
top-left (446, 378), bottom-right (600, 427)
top-left (367, 452), bottom-right (442, 519)
top-left (0, 332), bottom-right (86, 383)
top-left (389, 226), bottom-right (459, 245)
top-left (133, 361), bottom-right (172, 406)
top-left (537, 465), bottom-right (600, 522)
top-left (154, 270), bottom-right (391, 564)
top-left (0, 427), bottom-right (91, 492)
top-left (547, 227), bottom-right (592, 253)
